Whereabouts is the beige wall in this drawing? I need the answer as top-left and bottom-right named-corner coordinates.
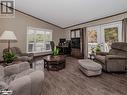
top-left (0, 11), bottom-right (65, 58)
top-left (64, 13), bottom-right (127, 58)
top-left (65, 12), bottom-right (127, 40)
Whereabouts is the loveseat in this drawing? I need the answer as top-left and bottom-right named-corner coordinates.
top-left (0, 62), bottom-right (44, 95)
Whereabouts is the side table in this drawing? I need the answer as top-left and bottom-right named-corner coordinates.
top-left (89, 53), bottom-right (96, 60)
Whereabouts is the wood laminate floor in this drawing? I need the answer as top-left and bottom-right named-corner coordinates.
top-left (39, 57), bottom-right (127, 95)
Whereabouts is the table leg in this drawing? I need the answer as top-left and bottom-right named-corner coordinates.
top-left (47, 62), bottom-right (49, 71)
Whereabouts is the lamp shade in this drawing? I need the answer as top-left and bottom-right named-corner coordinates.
top-left (0, 31), bottom-right (17, 41)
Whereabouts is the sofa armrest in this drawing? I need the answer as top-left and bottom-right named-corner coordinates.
top-left (106, 55), bottom-right (127, 60)
top-left (105, 55), bottom-right (127, 72)
top-left (30, 71), bottom-right (44, 95)
top-left (9, 76), bottom-right (31, 95)
top-left (96, 52), bottom-right (109, 56)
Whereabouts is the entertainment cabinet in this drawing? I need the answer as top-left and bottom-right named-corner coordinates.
top-left (70, 28), bottom-right (84, 58)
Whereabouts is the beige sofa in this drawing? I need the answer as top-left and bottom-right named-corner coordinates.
top-left (0, 62), bottom-right (44, 95)
top-left (95, 42), bottom-right (127, 72)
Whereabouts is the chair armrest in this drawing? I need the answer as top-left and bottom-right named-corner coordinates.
top-left (106, 55), bottom-right (127, 60)
top-left (21, 53), bottom-right (33, 57)
top-left (96, 52), bottom-right (109, 56)
top-left (9, 76), bottom-right (31, 95)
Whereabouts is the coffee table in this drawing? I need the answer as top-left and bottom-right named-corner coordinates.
top-left (43, 55), bottom-right (66, 71)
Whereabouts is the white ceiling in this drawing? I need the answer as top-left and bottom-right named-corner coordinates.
top-left (15, 0), bottom-right (127, 28)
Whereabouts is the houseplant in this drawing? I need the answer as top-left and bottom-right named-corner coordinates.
top-left (3, 52), bottom-right (16, 64)
top-left (95, 44), bottom-right (101, 53)
top-left (52, 47), bottom-right (60, 56)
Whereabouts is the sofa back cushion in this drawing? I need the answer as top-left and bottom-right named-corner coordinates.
top-left (109, 42), bottom-right (127, 56)
top-left (10, 47), bottom-right (22, 56)
top-left (4, 64), bottom-right (20, 76)
top-left (4, 62), bottom-right (30, 76)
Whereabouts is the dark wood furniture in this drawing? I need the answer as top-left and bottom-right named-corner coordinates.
top-left (43, 55), bottom-right (66, 71)
top-left (56, 45), bottom-right (71, 55)
top-left (70, 28), bottom-right (84, 58)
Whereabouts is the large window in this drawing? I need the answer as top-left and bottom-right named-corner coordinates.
top-left (87, 21), bottom-right (122, 56)
top-left (27, 27), bottom-right (52, 53)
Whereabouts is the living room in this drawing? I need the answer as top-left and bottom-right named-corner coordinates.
top-left (0, 0), bottom-right (127, 95)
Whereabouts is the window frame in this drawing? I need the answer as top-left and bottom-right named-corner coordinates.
top-left (86, 21), bottom-right (122, 56)
top-left (27, 26), bottom-right (52, 53)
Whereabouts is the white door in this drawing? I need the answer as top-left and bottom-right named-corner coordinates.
top-left (87, 21), bottom-right (123, 57)
top-left (101, 21), bottom-right (122, 52)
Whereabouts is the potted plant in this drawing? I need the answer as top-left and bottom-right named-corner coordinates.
top-left (95, 44), bottom-right (101, 53)
top-left (3, 52), bottom-right (16, 65)
top-left (52, 47), bottom-right (60, 56)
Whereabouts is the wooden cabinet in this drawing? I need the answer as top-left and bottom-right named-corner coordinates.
top-left (70, 28), bottom-right (84, 59)
top-left (71, 48), bottom-right (83, 58)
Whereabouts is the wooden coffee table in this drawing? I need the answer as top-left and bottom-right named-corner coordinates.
top-left (43, 55), bottom-right (66, 71)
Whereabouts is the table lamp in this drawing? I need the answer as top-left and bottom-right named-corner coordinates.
top-left (0, 31), bottom-right (17, 51)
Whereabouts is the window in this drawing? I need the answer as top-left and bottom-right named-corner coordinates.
top-left (87, 21), bottom-right (122, 56)
top-left (87, 26), bottom-right (101, 54)
top-left (27, 27), bottom-right (52, 53)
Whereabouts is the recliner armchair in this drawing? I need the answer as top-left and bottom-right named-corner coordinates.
top-left (3, 47), bottom-right (34, 67)
top-left (95, 42), bottom-right (127, 72)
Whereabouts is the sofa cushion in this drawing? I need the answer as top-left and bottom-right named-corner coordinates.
top-left (95, 55), bottom-right (105, 64)
top-left (11, 47), bottom-right (22, 55)
top-left (4, 64), bottom-right (20, 76)
top-left (3, 75), bottom-right (16, 85)
top-left (111, 42), bottom-right (127, 52)
top-left (15, 69), bottom-right (34, 79)
top-left (4, 62), bottom-right (30, 77)
top-left (109, 49), bottom-right (127, 56)
top-left (0, 81), bottom-right (9, 90)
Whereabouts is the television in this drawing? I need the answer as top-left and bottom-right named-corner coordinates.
top-left (71, 38), bottom-right (80, 49)
top-left (59, 38), bottom-right (66, 43)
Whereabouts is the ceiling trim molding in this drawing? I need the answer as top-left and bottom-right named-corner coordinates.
top-left (15, 9), bottom-right (64, 29)
top-left (0, 2), bottom-right (64, 29)
top-left (64, 11), bottom-right (127, 29)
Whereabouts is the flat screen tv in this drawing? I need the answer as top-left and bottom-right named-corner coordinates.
top-left (71, 38), bottom-right (80, 49)
top-left (59, 38), bottom-right (66, 43)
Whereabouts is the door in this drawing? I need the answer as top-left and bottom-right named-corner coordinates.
top-left (87, 21), bottom-right (123, 57)
top-left (101, 21), bottom-right (122, 52)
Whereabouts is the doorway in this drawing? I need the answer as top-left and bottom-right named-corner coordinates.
top-left (87, 21), bottom-right (122, 57)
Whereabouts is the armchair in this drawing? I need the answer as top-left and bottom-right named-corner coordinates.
top-left (95, 42), bottom-right (127, 72)
top-left (3, 47), bottom-right (34, 67)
